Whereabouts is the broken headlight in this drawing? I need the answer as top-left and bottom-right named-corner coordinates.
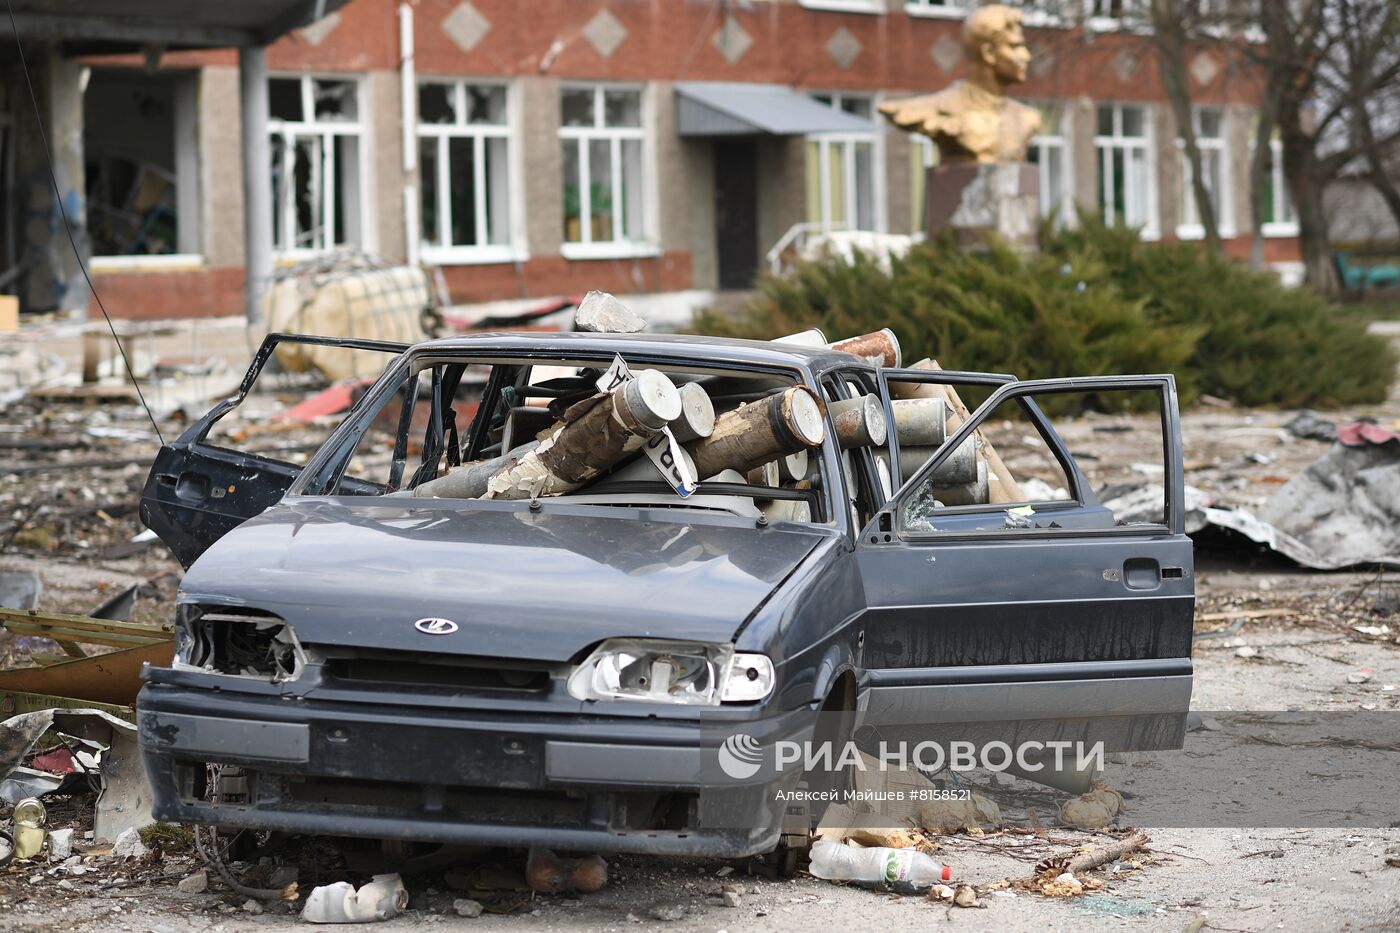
top-left (174, 606), bottom-right (306, 682)
top-left (567, 639), bottom-right (775, 705)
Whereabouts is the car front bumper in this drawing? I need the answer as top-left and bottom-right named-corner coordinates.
top-left (137, 676), bottom-right (816, 858)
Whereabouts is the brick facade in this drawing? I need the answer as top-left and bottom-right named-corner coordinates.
top-left (82, 0), bottom-right (1299, 319)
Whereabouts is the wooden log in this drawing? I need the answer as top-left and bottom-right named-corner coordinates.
top-left (828, 394), bottom-right (887, 449)
top-left (484, 370), bottom-right (680, 499)
top-left (687, 386), bottom-right (825, 479)
top-left (892, 397), bottom-right (947, 447)
top-left (670, 382), bottom-right (717, 443)
top-left (1064, 831), bottom-right (1151, 876)
top-left (891, 359), bottom-right (1023, 503)
top-left (830, 328), bottom-right (901, 368)
top-left (411, 441), bottom-right (540, 499)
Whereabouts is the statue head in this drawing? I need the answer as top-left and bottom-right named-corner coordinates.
top-left (964, 5), bottom-right (1031, 90)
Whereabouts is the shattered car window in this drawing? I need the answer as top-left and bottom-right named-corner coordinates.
top-left (903, 387), bottom-right (1168, 533)
top-left (309, 353), bottom-right (831, 524)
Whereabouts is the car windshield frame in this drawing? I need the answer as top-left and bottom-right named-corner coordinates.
top-left (284, 343), bottom-right (844, 528)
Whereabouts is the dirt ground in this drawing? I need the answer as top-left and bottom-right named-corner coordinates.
top-left (3, 332), bottom-right (1400, 933)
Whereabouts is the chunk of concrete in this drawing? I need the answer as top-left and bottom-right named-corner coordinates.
top-left (574, 291), bottom-right (645, 334)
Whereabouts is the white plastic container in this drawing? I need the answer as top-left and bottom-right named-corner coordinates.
top-left (808, 840), bottom-right (951, 887)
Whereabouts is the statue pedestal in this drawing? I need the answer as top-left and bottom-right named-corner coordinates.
top-left (924, 163), bottom-right (1040, 249)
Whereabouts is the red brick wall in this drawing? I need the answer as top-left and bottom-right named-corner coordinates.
top-left (99, 0), bottom-right (1255, 105)
top-left (91, 267), bottom-right (245, 320)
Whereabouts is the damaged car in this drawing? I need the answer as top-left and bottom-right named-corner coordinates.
top-left (136, 330), bottom-right (1194, 858)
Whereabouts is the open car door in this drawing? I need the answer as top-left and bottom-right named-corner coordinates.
top-left (138, 333), bottom-right (407, 568)
top-left (855, 374), bottom-right (1193, 750)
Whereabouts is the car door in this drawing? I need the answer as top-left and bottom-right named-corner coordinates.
top-left (854, 374), bottom-right (1193, 748)
top-left (139, 333), bottom-right (407, 568)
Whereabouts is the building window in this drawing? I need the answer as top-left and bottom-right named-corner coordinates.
top-left (1177, 106), bottom-right (1232, 239)
top-left (807, 93), bottom-right (882, 234)
top-left (905, 0), bottom-right (971, 18)
top-left (1029, 103), bottom-right (1073, 225)
top-left (417, 81), bottom-right (514, 261)
top-left (1262, 135), bottom-right (1297, 236)
top-left (268, 75), bottom-right (367, 256)
top-left (559, 85), bottom-right (649, 256)
top-left (800, 0), bottom-right (885, 13)
top-left (1095, 103), bottom-right (1156, 235)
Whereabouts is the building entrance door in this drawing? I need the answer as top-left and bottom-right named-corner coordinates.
top-left (713, 139), bottom-right (758, 290)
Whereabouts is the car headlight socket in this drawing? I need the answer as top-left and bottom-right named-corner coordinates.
top-left (568, 639), bottom-right (775, 705)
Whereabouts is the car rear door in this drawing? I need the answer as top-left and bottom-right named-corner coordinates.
top-left (854, 375), bottom-right (1193, 742)
top-left (139, 333), bottom-right (406, 568)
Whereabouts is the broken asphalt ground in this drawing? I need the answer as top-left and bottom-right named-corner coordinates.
top-left (3, 326), bottom-right (1400, 932)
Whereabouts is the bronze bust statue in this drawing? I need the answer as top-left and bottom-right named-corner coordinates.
top-left (880, 5), bottom-right (1041, 164)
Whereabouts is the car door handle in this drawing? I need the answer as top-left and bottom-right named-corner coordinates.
top-left (1122, 557), bottom-right (1161, 590)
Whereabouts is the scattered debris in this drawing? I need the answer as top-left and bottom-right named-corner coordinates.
top-left (177, 869), bottom-right (209, 894)
top-left (919, 792), bottom-right (1002, 834)
top-left (12, 796), bottom-right (47, 859)
top-left (301, 873), bottom-right (408, 924)
top-left (1284, 410), bottom-right (1337, 442)
top-left (574, 290), bottom-right (646, 334)
top-left (649, 904), bottom-right (687, 921)
top-left (1058, 786), bottom-right (1124, 830)
top-left (1347, 668), bottom-right (1374, 684)
top-left (524, 848), bottom-right (608, 894)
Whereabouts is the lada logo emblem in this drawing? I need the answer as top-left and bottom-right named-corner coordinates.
top-left (414, 617), bottom-right (458, 635)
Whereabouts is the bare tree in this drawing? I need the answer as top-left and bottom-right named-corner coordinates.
top-left (1332, 0), bottom-right (1400, 236)
top-left (1147, 0), bottom-right (1225, 252)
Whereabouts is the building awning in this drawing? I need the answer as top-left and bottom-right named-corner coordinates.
top-left (5, 0), bottom-right (354, 52)
top-left (675, 82), bottom-right (878, 137)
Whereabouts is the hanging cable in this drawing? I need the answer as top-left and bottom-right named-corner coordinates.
top-left (5, 1), bottom-right (164, 444)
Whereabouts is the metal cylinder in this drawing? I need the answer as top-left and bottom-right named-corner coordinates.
top-left (687, 386), bottom-right (826, 479)
top-left (899, 435), bottom-right (977, 485)
top-left (830, 328), bottom-right (901, 368)
top-left (828, 394), bottom-right (887, 449)
top-left (670, 382), bottom-right (717, 443)
top-left (892, 397), bottom-right (947, 448)
top-left (761, 498), bottom-right (812, 524)
top-left (927, 460), bottom-right (988, 507)
top-left (779, 449), bottom-right (808, 483)
top-left (622, 369), bottom-right (683, 430)
top-left (773, 328), bottom-right (828, 348)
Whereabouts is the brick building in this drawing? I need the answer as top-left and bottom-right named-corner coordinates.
top-left (51, 0), bottom-right (1303, 320)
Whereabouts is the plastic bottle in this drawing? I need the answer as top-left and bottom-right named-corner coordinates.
top-left (808, 840), bottom-right (951, 887)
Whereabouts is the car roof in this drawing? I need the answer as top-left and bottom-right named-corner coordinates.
top-left (410, 330), bottom-right (865, 375)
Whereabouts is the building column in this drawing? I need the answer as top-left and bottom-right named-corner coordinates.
top-left (239, 45), bottom-right (271, 324)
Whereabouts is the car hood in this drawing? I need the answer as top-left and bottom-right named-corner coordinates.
top-left (179, 499), bottom-right (830, 662)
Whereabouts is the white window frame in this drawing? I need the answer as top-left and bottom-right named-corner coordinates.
top-left (1095, 103), bottom-right (1158, 239)
top-left (1175, 107), bottom-right (1233, 240)
top-left (1030, 103), bottom-right (1075, 226)
top-left (416, 79), bottom-right (525, 265)
top-left (807, 92), bottom-right (887, 235)
top-left (1085, 0), bottom-right (1148, 31)
top-left (904, 0), bottom-right (971, 19)
top-left (558, 83), bottom-right (657, 261)
top-left (800, 0), bottom-right (886, 13)
top-left (905, 0), bottom-right (1071, 24)
top-left (1261, 136), bottom-right (1298, 238)
top-left (267, 74), bottom-right (372, 259)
